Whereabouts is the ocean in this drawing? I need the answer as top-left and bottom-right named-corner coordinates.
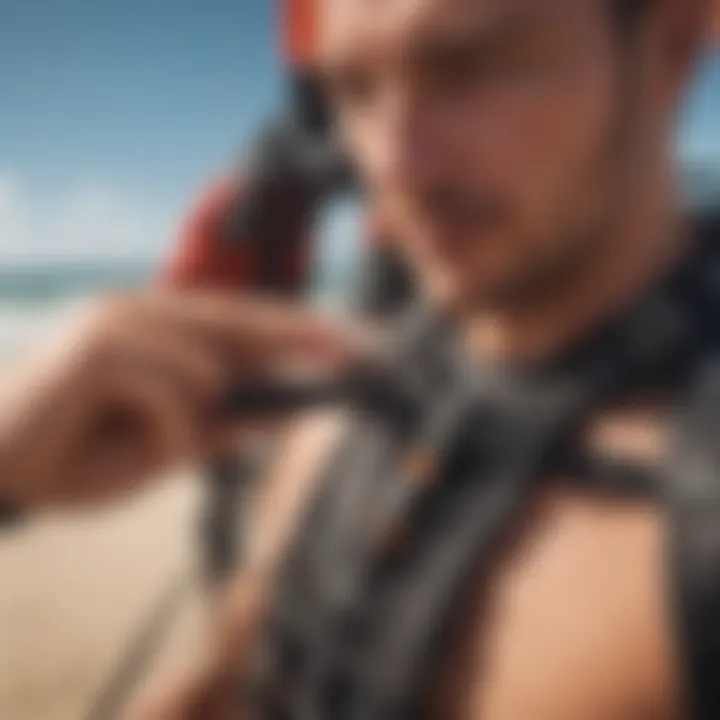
top-left (0, 260), bottom-right (152, 358)
top-left (0, 173), bottom-right (717, 360)
top-left (0, 257), bottom-right (357, 359)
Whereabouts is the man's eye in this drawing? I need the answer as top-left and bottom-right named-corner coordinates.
top-left (427, 44), bottom-right (545, 90)
top-left (429, 48), bottom-right (486, 86)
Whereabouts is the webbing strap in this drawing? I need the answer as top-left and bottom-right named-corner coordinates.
top-left (667, 357), bottom-right (720, 719)
top-left (343, 297), bottom-right (700, 720)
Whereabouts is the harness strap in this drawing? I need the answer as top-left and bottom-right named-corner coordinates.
top-left (248, 223), bottom-right (718, 719)
top-left (668, 355), bottom-right (720, 719)
top-left (349, 293), bottom-right (702, 719)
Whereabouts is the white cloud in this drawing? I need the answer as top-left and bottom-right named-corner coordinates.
top-left (316, 197), bottom-right (364, 270)
top-left (0, 170), bottom-right (178, 263)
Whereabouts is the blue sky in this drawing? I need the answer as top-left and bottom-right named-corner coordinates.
top-left (0, 0), bottom-right (718, 262)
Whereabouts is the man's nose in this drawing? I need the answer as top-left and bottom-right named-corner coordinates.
top-left (371, 87), bottom-right (448, 193)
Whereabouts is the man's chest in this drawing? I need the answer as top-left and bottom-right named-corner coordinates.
top-left (431, 487), bottom-right (683, 720)
top-left (249, 403), bottom-right (699, 719)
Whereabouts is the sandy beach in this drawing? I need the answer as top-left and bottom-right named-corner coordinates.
top-left (0, 472), bottom-right (207, 720)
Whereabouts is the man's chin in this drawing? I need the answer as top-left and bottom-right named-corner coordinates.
top-left (424, 269), bottom-right (495, 315)
top-left (426, 254), bottom-right (538, 313)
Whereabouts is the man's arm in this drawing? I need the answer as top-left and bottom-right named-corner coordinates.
top-left (123, 409), bottom-right (350, 720)
top-left (219, 408), bottom-right (348, 654)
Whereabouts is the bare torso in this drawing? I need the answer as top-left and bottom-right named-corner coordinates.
top-left (432, 486), bottom-right (681, 720)
top-left (240, 402), bottom-right (685, 720)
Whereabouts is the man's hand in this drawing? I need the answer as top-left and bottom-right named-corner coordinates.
top-left (122, 571), bottom-right (268, 720)
top-left (120, 655), bottom-right (240, 720)
top-left (0, 290), bottom-right (363, 511)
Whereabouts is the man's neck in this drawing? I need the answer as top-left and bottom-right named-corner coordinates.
top-left (463, 185), bottom-right (688, 365)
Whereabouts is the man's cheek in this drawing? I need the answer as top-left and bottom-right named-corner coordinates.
top-left (342, 122), bottom-right (381, 184)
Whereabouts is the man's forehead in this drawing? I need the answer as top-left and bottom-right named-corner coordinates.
top-left (319, 0), bottom-right (594, 62)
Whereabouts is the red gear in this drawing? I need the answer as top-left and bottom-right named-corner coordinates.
top-left (162, 0), bottom-right (395, 292)
top-left (163, 174), bottom-right (392, 291)
top-left (282, 0), bottom-right (318, 69)
top-left (162, 176), bottom-right (310, 292)
top-left (162, 177), bottom-right (250, 288)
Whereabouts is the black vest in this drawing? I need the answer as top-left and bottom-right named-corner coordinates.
top-left (245, 212), bottom-right (720, 720)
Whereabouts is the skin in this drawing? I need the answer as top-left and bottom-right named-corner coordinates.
top-left (126, 0), bottom-right (716, 717)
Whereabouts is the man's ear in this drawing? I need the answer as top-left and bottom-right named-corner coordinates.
top-left (654, 0), bottom-right (714, 91)
top-left (711, 0), bottom-right (720, 42)
top-left (669, 0), bottom-right (710, 65)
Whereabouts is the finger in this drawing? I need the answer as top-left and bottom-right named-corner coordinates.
top-left (67, 366), bottom-right (201, 501)
top-left (114, 290), bottom-right (374, 367)
top-left (199, 415), bottom-right (286, 457)
top-left (96, 324), bottom-right (231, 408)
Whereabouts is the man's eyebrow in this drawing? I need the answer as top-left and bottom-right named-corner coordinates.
top-left (407, 3), bottom-right (566, 61)
top-left (316, 2), bottom-right (570, 80)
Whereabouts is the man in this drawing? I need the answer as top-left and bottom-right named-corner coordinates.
top-left (124, 0), bottom-right (720, 717)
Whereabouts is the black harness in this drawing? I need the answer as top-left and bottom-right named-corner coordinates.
top-left (242, 212), bottom-right (720, 719)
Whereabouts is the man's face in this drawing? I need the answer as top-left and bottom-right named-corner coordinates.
top-left (319, 0), bottom-right (663, 311)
